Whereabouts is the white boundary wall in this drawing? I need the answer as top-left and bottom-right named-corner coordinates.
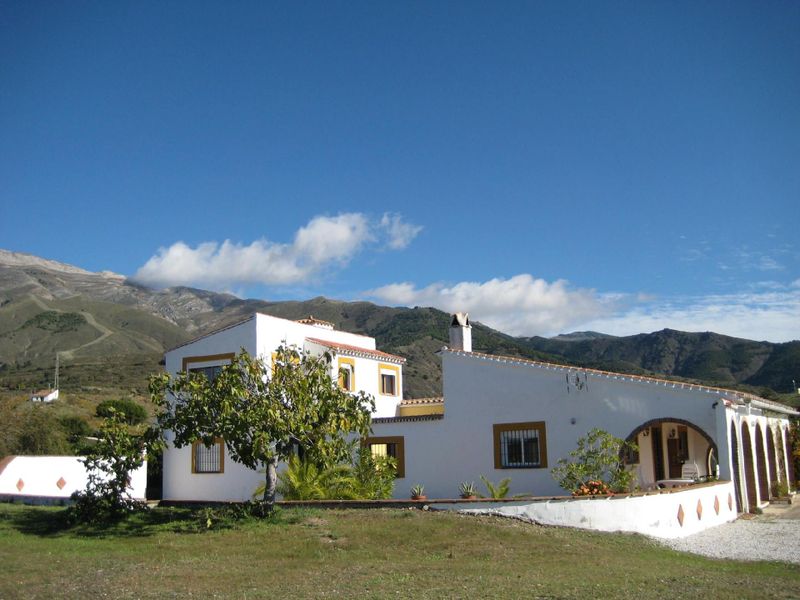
top-left (438, 481), bottom-right (736, 539)
top-left (0, 456), bottom-right (147, 503)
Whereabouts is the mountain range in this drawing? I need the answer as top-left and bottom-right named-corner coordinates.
top-left (1, 249), bottom-right (798, 405)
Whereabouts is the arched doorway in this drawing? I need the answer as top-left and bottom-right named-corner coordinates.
top-left (730, 421), bottom-right (743, 512)
top-left (766, 425), bottom-right (778, 492)
top-left (755, 423), bottom-right (769, 501)
top-left (741, 422), bottom-right (758, 511)
top-left (624, 418), bottom-right (717, 489)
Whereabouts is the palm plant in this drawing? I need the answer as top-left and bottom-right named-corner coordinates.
top-left (255, 456), bottom-right (350, 501)
top-left (479, 475), bottom-right (511, 499)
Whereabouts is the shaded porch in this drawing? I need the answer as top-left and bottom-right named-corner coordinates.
top-left (625, 418), bottom-right (717, 491)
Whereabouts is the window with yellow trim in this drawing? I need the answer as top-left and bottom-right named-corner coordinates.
top-left (192, 439), bottom-right (225, 473)
top-left (493, 422), bottom-right (547, 469)
top-left (182, 353), bottom-right (235, 379)
top-left (338, 357), bottom-right (356, 391)
top-left (379, 363), bottom-right (399, 396)
top-left (364, 436), bottom-right (405, 478)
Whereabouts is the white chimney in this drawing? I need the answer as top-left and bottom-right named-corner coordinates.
top-left (449, 312), bottom-right (472, 352)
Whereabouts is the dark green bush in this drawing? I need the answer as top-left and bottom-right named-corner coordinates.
top-left (15, 408), bottom-right (71, 455)
top-left (96, 398), bottom-right (148, 425)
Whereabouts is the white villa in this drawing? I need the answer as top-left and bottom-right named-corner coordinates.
top-left (161, 312), bottom-right (797, 514)
top-left (161, 313), bottom-right (408, 501)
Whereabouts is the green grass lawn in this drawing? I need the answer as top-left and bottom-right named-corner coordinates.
top-left (0, 504), bottom-right (797, 599)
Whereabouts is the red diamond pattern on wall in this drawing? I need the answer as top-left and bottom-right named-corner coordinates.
top-left (696, 499), bottom-right (703, 520)
top-left (56, 477), bottom-right (66, 490)
top-left (16, 478), bottom-right (24, 491)
top-left (677, 504), bottom-right (685, 527)
top-left (714, 496), bottom-right (720, 515)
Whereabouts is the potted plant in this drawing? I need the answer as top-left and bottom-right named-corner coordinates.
top-left (459, 481), bottom-right (477, 500)
top-left (410, 484), bottom-right (426, 500)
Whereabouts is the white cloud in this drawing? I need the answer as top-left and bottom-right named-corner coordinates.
top-left (367, 275), bottom-right (800, 342)
top-left (367, 274), bottom-right (613, 337)
top-left (134, 212), bottom-right (419, 289)
top-left (379, 213), bottom-right (423, 250)
top-left (583, 289), bottom-right (800, 342)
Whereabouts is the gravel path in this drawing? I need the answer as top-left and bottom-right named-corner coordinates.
top-left (659, 509), bottom-right (800, 564)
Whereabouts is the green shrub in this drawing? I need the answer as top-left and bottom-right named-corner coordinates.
top-left (479, 475), bottom-right (511, 499)
top-left (68, 414), bottom-right (147, 523)
top-left (268, 449), bottom-right (396, 501)
top-left (96, 398), bottom-right (148, 425)
top-left (15, 408), bottom-right (71, 455)
top-left (59, 415), bottom-right (94, 454)
top-left (346, 447), bottom-right (396, 500)
top-left (272, 456), bottom-right (351, 501)
top-left (551, 428), bottom-right (637, 495)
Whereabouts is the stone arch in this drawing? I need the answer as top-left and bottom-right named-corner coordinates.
top-left (766, 425), bottom-right (778, 490)
top-left (740, 421), bottom-right (758, 511)
top-left (786, 426), bottom-right (797, 489)
top-left (730, 420), bottom-right (743, 513)
top-left (776, 426), bottom-right (787, 483)
top-left (754, 423), bottom-right (770, 501)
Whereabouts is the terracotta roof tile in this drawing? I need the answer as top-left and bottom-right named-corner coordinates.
top-left (400, 397), bottom-right (444, 405)
top-left (305, 337), bottom-right (406, 363)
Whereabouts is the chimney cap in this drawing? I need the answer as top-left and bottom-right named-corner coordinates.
top-left (451, 312), bottom-right (470, 327)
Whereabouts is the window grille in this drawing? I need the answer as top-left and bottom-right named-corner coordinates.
top-left (193, 440), bottom-right (223, 473)
top-left (500, 429), bottom-right (540, 467)
top-left (493, 421), bottom-right (547, 469)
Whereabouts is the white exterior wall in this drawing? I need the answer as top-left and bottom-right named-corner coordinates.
top-left (448, 481), bottom-right (737, 539)
top-left (162, 313), bottom-right (404, 501)
top-left (0, 456), bottom-right (147, 502)
top-left (374, 352), bottom-right (729, 499)
top-left (255, 313), bottom-right (376, 356)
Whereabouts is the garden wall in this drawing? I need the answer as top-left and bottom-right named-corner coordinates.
top-left (0, 456), bottom-right (147, 505)
top-left (434, 481), bottom-right (737, 539)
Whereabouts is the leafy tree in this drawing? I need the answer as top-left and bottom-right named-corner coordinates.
top-left (96, 398), bottom-right (148, 425)
top-left (150, 346), bottom-right (374, 510)
top-left (70, 412), bottom-right (147, 523)
top-left (551, 428), bottom-right (637, 494)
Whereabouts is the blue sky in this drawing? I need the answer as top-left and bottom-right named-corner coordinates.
top-left (2, 2), bottom-right (799, 341)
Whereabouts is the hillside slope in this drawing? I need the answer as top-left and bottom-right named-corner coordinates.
top-left (1, 249), bottom-right (797, 404)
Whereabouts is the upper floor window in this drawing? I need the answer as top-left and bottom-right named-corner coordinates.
top-left (493, 421), bottom-right (547, 469)
top-left (182, 353), bottom-right (235, 382)
top-left (379, 363), bottom-right (399, 396)
top-left (338, 357), bottom-right (356, 391)
top-left (189, 365), bottom-right (222, 382)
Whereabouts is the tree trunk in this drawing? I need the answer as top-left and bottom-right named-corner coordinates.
top-left (262, 456), bottom-right (278, 509)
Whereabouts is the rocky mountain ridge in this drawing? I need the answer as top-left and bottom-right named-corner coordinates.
top-left (1, 249), bottom-right (797, 404)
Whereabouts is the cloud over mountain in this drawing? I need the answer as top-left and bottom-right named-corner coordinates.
top-left (367, 274), bottom-right (612, 336)
top-left (134, 212), bottom-right (421, 290)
